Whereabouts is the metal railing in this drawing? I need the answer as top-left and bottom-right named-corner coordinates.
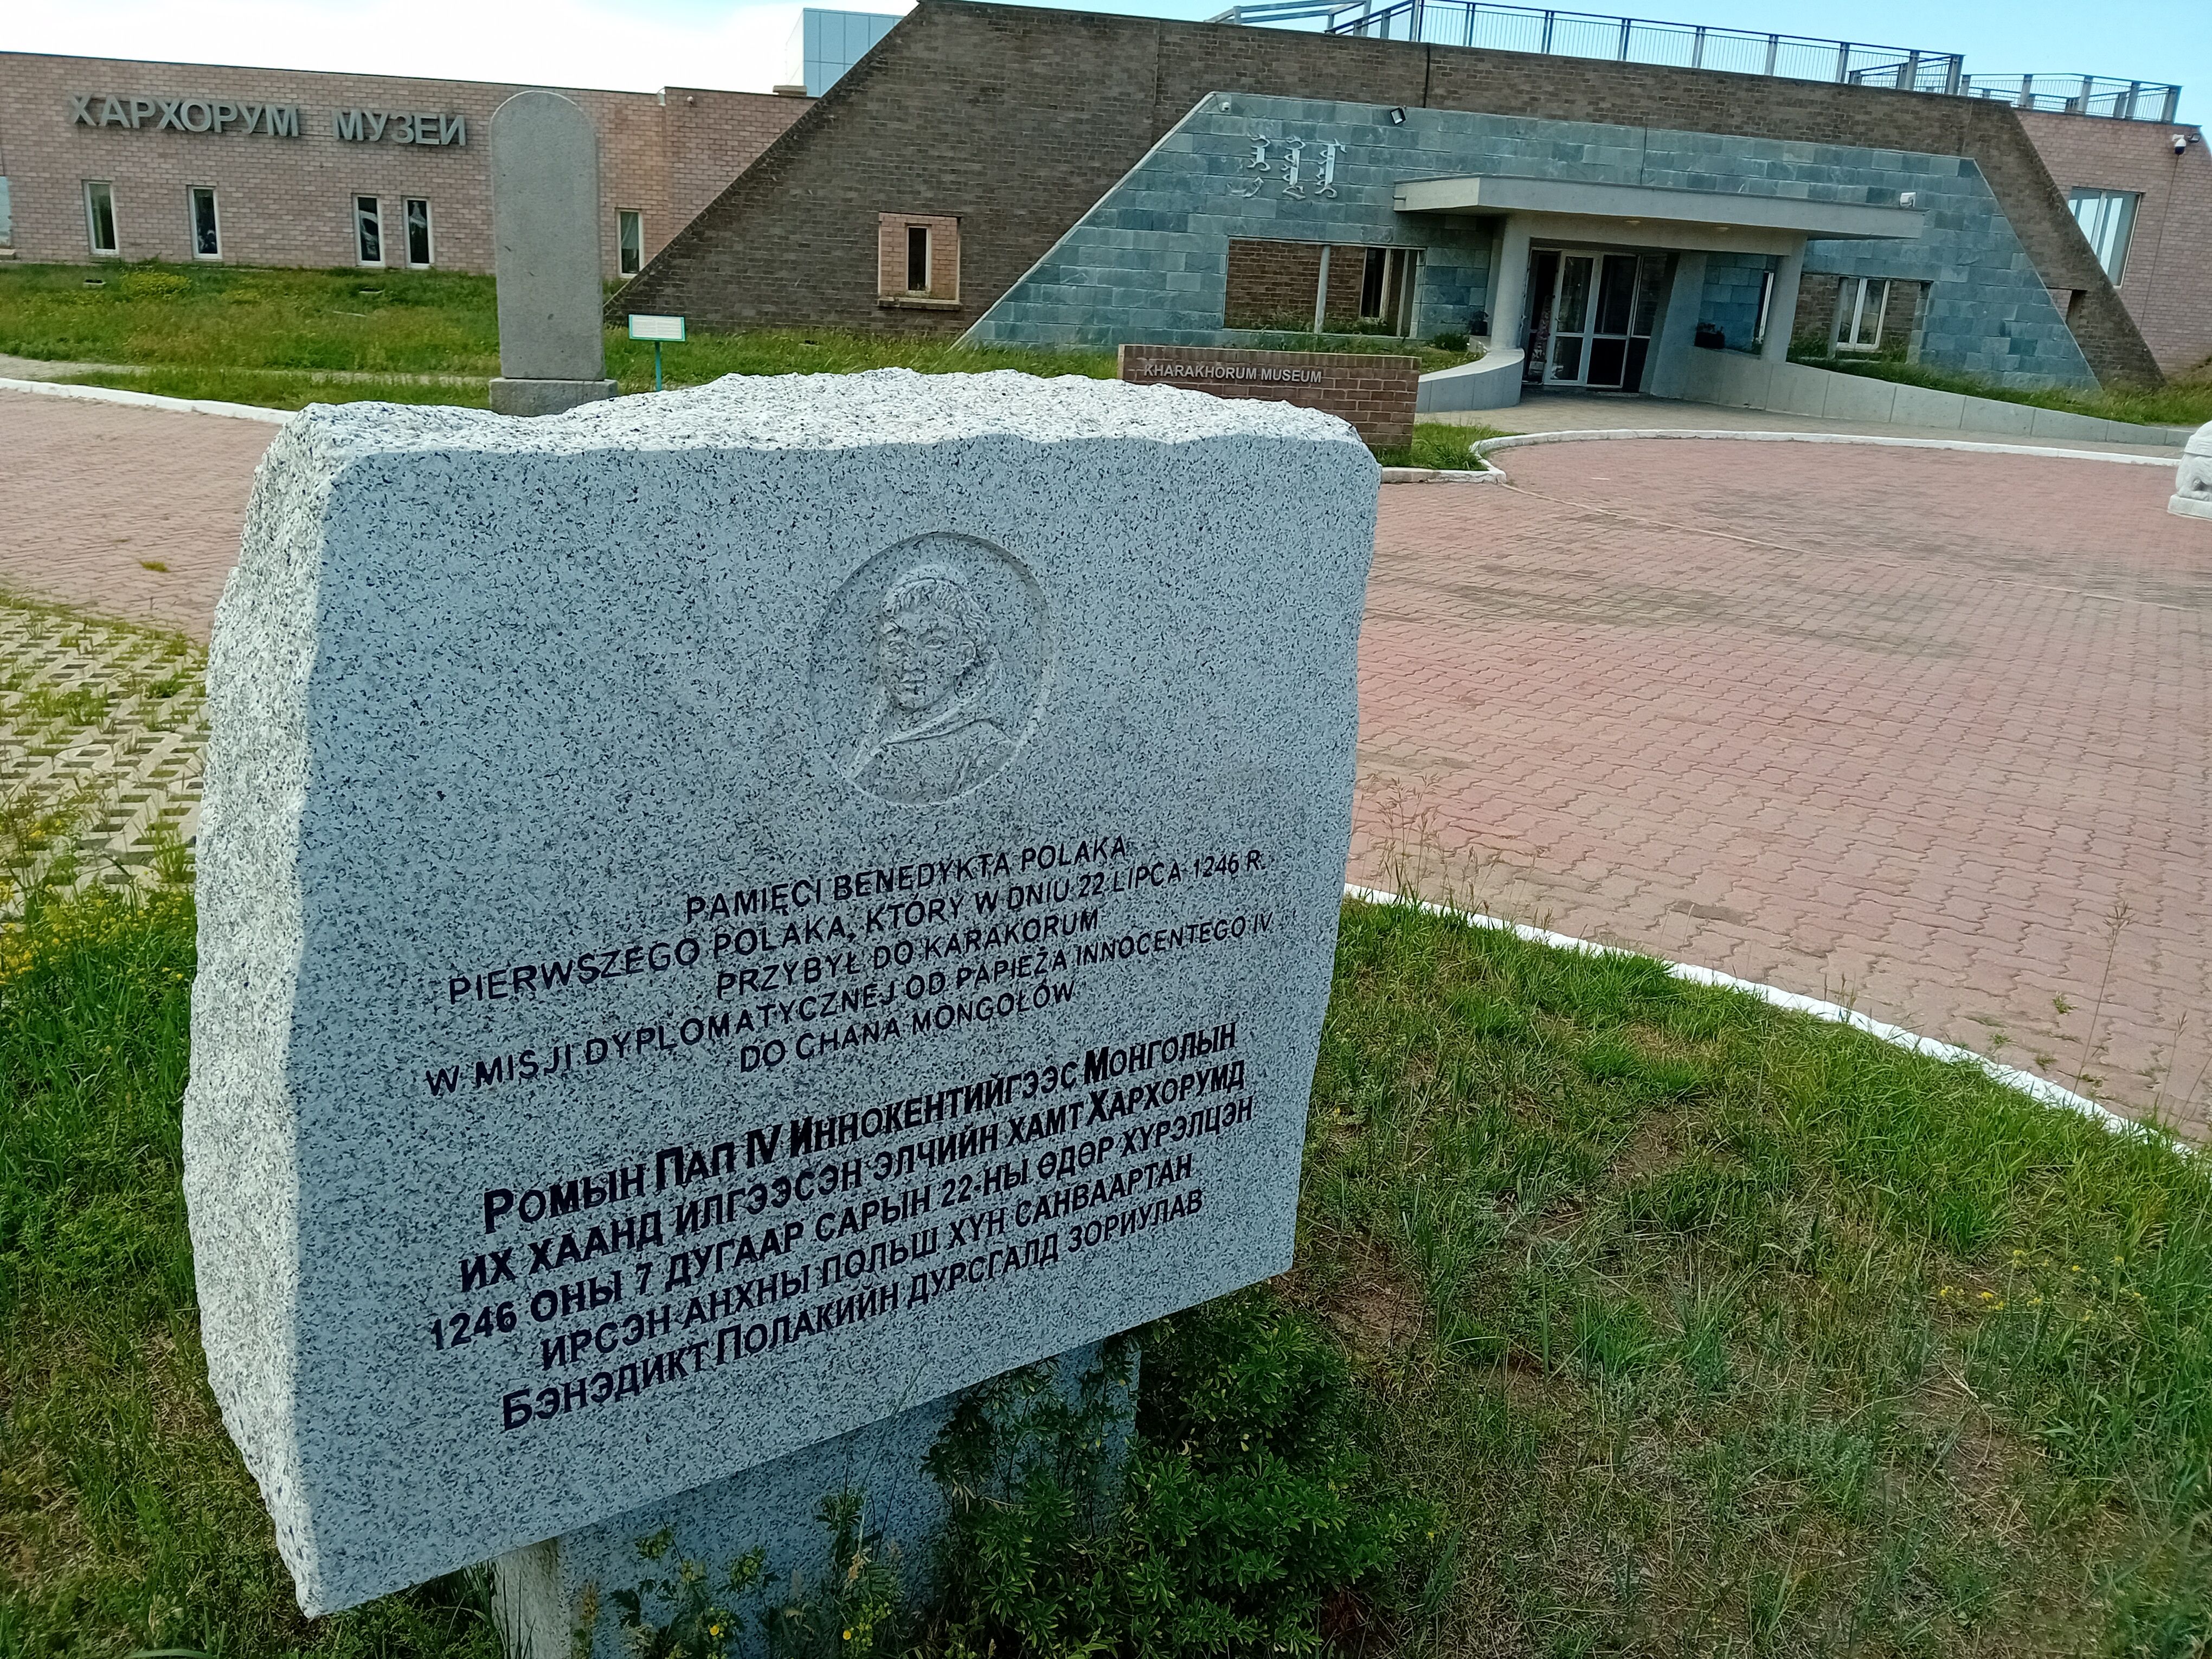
top-left (1960, 75), bottom-right (2182, 123)
top-left (1223, 0), bottom-right (1965, 92)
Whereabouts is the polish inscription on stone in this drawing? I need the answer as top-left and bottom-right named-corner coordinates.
top-left (183, 370), bottom-right (1377, 1615)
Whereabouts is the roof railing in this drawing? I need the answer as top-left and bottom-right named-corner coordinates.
top-left (1221, 0), bottom-right (1966, 92)
top-left (1960, 75), bottom-right (2183, 123)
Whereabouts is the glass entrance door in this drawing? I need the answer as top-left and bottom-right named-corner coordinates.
top-left (1545, 255), bottom-right (1594, 384)
top-left (1541, 251), bottom-right (1663, 390)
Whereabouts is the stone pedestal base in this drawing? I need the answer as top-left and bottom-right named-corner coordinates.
top-left (492, 1344), bottom-right (1127, 1659)
top-left (2172, 494), bottom-right (2212, 520)
top-left (490, 377), bottom-right (619, 417)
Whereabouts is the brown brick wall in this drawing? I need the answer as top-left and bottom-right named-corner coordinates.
top-left (2015, 110), bottom-right (2212, 377)
top-left (0, 52), bottom-right (806, 279)
top-left (1223, 239), bottom-right (1323, 328)
top-left (1116, 343), bottom-right (1418, 449)
top-left (616, 2), bottom-right (2161, 385)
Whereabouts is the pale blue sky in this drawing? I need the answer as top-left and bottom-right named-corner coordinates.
top-left (10, 0), bottom-right (2202, 122)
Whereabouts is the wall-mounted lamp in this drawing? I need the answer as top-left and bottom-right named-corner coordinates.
top-left (1387, 106), bottom-right (1407, 125)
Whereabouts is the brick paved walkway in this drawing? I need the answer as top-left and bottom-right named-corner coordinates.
top-left (0, 388), bottom-right (273, 637)
top-left (4, 390), bottom-right (2205, 1128)
top-left (1358, 440), bottom-right (2211, 1130)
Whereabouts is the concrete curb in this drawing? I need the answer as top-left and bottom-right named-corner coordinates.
top-left (0, 375), bottom-right (294, 426)
top-left (1471, 427), bottom-right (2182, 472)
top-left (1378, 465), bottom-right (1502, 484)
top-left (1342, 883), bottom-right (2182, 1151)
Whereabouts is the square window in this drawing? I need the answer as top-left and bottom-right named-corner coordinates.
top-left (619, 210), bottom-right (642, 277)
top-left (406, 198), bottom-right (433, 267)
top-left (190, 187), bottom-right (221, 260)
top-left (355, 195), bottom-right (382, 266)
top-left (85, 181), bottom-right (118, 256)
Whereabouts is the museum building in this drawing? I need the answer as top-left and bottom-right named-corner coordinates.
top-left (0, 53), bottom-right (814, 279)
top-left (619, 1), bottom-right (2210, 389)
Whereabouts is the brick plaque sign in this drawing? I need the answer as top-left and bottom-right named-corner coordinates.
top-left (1117, 344), bottom-right (1418, 451)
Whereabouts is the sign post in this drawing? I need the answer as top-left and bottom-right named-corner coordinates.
top-left (628, 313), bottom-right (687, 391)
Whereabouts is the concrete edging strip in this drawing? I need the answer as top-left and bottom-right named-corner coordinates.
top-left (1471, 427), bottom-right (2181, 469)
top-left (0, 375), bottom-right (294, 426)
top-left (1342, 882), bottom-right (2177, 1150)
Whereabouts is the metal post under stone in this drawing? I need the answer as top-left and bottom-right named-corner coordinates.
top-left (493, 1345), bottom-right (1130, 1659)
top-left (488, 90), bottom-right (618, 417)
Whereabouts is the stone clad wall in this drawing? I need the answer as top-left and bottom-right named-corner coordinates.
top-left (966, 92), bottom-right (2094, 388)
top-left (615, 1), bottom-right (2160, 386)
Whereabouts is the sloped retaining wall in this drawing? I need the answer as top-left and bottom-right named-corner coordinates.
top-left (1678, 349), bottom-right (2192, 447)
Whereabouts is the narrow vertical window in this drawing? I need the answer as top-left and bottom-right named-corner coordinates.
top-left (1, 177), bottom-right (16, 250)
top-left (190, 187), bottom-right (221, 260)
top-left (2067, 188), bottom-right (2140, 285)
top-left (1835, 276), bottom-right (1889, 351)
top-left (905, 223), bottom-right (929, 293)
top-left (406, 198), bottom-right (433, 267)
top-left (85, 181), bottom-right (119, 256)
top-left (618, 210), bottom-right (642, 277)
top-left (355, 195), bottom-right (382, 266)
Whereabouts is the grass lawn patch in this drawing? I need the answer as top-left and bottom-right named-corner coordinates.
top-left (1378, 423), bottom-right (1510, 471)
top-left (8, 867), bottom-right (2211, 1655)
top-left (1308, 897), bottom-right (2212, 1656)
top-left (1788, 346), bottom-right (2212, 430)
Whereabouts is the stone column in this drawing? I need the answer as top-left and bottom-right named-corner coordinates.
top-left (1484, 215), bottom-right (1533, 351)
top-left (488, 89), bottom-right (619, 417)
top-left (1763, 240), bottom-right (1806, 362)
top-left (1643, 250), bottom-right (1709, 400)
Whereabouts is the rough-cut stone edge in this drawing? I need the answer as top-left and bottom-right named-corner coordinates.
top-left (184, 368), bottom-right (1373, 1613)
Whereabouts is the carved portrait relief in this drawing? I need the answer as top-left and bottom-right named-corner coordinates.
top-left (812, 532), bottom-right (1053, 805)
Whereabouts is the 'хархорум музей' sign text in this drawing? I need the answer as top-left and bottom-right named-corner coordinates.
top-left (70, 95), bottom-right (466, 144)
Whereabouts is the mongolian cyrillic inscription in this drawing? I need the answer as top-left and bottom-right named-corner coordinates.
top-left (184, 370), bottom-right (1375, 1614)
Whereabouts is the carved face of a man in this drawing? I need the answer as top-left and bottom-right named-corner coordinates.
top-left (878, 588), bottom-right (980, 713)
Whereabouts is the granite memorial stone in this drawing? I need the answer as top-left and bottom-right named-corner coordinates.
top-left (2171, 420), bottom-right (2212, 521)
top-left (488, 89), bottom-right (618, 417)
top-left (184, 369), bottom-right (1377, 1615)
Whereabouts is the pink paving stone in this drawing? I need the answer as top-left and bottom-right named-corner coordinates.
top-left (1359, 440), bottom-right (2212, 1133)
top-left (3, 393), bottom-right (2205, 1130)
top-left (0, 390), bottom-right (273, 635)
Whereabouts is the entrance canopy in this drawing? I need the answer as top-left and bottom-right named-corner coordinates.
top-left (1392, 174), bottom-right (1926, 248)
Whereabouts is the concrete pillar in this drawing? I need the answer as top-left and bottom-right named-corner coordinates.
top-left (1763, 240), bottom-right (1806, 362)
top-left (1643, 250), bottom-right (1709, 401)
top-left (488, 90), bottom-right (618, 416)
top-left (1484, 215), bottom-right (1533, 351)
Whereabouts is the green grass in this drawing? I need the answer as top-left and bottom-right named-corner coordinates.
top-left (9, 872), bottom-right (2212, 1654)
top-left (1304, 897), bottom-right (2212, 1656)
top-left (1377, 423), bottom-right (1509, 471)
top-left (0, 261), bottom-right (1480, 421)
top-left (1787, 343), bottom-right (2212, 430)
top-left (0, 262), bottom-right (501, 374)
